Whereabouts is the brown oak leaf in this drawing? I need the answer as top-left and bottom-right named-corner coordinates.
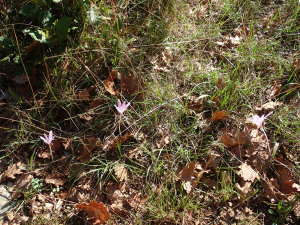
top-left (211, 111), bottom-right (228, 122)
top-left (76, 201), bottom-right (110, 224)
top-left (236, 163), bottom-right (259, 183)
top-left (104, 70), bottom-right (117, 96)
top-left (45, 173), bottom-right (66, 186)
top-left (1, 162), bottom-right (25, 182)
top-left (103, 133), bottom-right (132, 151)
top-left (114, 164), bottom-right (128, 182)
top-left (73, 89), bottom-right (90, 101)
top-left (178, 162), bottom-right (195, 182)
top-left (77, 137), bottom-right (102, 163)
top-left (24, 40), bottom-right (40, 53)
top-left (11, 174), bottom-right (33, 199)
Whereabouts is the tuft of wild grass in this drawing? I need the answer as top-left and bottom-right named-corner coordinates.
top-left (0, 0), bottom-right (300, 224)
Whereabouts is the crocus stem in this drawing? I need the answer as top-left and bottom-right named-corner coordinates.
top-left (119, 114), bottom-right (122, 135)
top-left (49, 144), bottom-right (53, 161)
top-left (261, 127), bottom-right (271, 156)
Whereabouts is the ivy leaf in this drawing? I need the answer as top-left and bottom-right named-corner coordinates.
top-left (19, 5), bottom-right (40, 18)
top-left (38, 10), bottom-right (54, 27)
top-left (54, 17), bottom-right (72, 43)
top-left (23, 28), bottom-right (49, 43)
top-left (0, 37), bottom-right (15, 50)
top-left (20, 5), bottom-right (53, 27)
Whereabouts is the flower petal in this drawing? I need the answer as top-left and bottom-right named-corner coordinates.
top-left (265, 111), bottom-right (273, 118)
top-left (49, 131), bottom-right (53, 141)
top-left (40, 136), bottom-right (46, 142)
top-left (117, 99), bottom-right (122, 108)
top-left (114, 104), bottom-right (123, 114)
top-left (124, 102), bottom-right (130, 110)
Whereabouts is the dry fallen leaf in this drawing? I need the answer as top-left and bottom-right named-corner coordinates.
top-left (280, 180), bottom-right (300, 194)
top-left (77, 137), bottom-right (102, 163)
top-left (275, 156), bottom-right (293, 187)
top-left (76, 201), bottom-right (110, 224)
top-left (178, 162), bottom-right (195, 182)
top-left (0, 162), bottom-right (25, 182)
top-left (221, 133), bottom-right (245, 149)
top-left (45, 173), bottom-right (66, 186)
top-left (24, 40), bottom-right (40, 53)
top-left (186, 95), bottom-right (205, 113)
top-left (268, 80), bottom-right (282, 99)
top-left (183, 181), bottom-right (193, 193)
top-left (104, 70), bottom-right (117, 96)
top-left (201, 175), bottom-right (217, 189)
top-left (262, 174), bottom-right (282, 203)
top-left (37, 149), bottom-right (52, 159)
top-left (211, 111), bottom-right (228, 122)
top-left (235, 181), bottom-right (252, 200)
top-left (6, 211), bottom-right (29, 224)
top-left (11, 174), bottom-right (33, 199)
top-left (293, 201), bottom-right (300, 217)
top-left (212, 97), bottom-right (221, 108)
top-left (114, 164), bottom-right (128, 182)
top-left (90, 99), bottom-right (102, 109)
top-left (236, 163), bottom-right (259, 183)
top-left (13, 74), bottom-right (29, 84)
top-left (103, 133), bottom-right (132, 151)
top-left (50, 139), bottom-right (60, 151)
top-left (120, 75), bottom-right (141, 97)
top-left (73, 89), bottom-right (90, 101)
top-left (255, 101), bottom-right (282, 110)
top-left (17, 86), bottom-right (31, 99)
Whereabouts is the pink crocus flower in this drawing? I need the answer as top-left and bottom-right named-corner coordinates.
top-left (40, 130), bottom-right (54, 145)
top-left (246, 112), bottom-right (273, 128)
top-left (114, 99), bottom-right (130, 114)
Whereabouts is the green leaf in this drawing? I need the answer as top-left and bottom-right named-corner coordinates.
top-left (268, 209), bottom-right (277, 215)
top-left (23, 28), bottom-right (49, 43)
top-left (278, 201), bottom-right (282, 210)
top-left (1, 54), bottom-right (14, 62)
top-left (88, 5), bottom-right (101, 25)
top-left (0, 37), bottom-right (15, 50)
top-left (29, 0), bottom-right (46, 7)
top-left (20, 5), bottom-right (53, 27)
top-left (54, 17), bottom-right (72, 43)
top-left (38, 10), bottom-right (54, 27)
top-left (9, 87), bottom-right (22, 103)
top-left (19, 5), bottom-right (40, 18)
top-left (280, 205), bottom-right (292, 213)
